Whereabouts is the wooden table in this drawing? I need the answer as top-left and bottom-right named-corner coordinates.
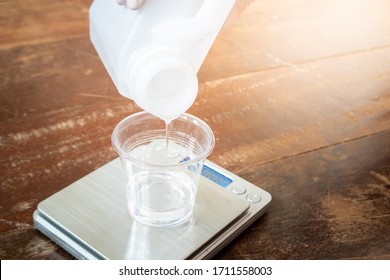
top-left (1, 0), bottom-right (389, 259)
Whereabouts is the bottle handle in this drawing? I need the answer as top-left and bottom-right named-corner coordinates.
top-left (151, 0), bottom-right (236, 70)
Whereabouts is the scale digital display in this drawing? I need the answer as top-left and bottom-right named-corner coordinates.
top-left (201, 165), bottom-right (233, 188)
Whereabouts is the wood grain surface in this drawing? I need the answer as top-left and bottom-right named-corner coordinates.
top-left (0, 0), bottom-right (389, 259)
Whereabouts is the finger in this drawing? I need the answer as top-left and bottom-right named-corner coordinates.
top-left (116, 0), bottom-right (127, 5)
top-left (126, 0), bottom-right (145, 10)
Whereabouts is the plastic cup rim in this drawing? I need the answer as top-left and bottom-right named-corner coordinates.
top-left (111, 111), bottom-right (215, 167)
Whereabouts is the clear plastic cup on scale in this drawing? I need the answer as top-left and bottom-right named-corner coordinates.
top-left (112, 111), bottom-right (215, 227)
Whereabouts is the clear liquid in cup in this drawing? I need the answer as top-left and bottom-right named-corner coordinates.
top-left (125, 139), bottom-right (199, 226)
top-left (129, 170), bottom-right (196, 226)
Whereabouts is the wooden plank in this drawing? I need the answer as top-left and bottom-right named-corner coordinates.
top-left (215, 130), bottom-right (390, 259)
top-left (200, 0), bottom-right (390, 81)
top-left (0, 0), bottom-right (90, 49)
top-left (194, 46), bottom-right (390, 174)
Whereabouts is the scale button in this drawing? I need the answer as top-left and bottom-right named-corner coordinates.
top-left (231, 185), bottom-right (246, 195)
top-left (246, 193), bottom-right (261, 203)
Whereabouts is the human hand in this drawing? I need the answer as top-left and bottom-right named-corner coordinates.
top-left (116, 0), bottom-right (145, 10)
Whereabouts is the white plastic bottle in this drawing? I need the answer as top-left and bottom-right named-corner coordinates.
top-left (90, 0), bottom-right (235, 122)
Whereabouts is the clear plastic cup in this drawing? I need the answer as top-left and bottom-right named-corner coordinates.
top-left (112, 111), bottom-right (215, 227)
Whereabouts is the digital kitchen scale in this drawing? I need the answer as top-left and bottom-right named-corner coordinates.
top-left (33, 159), bottom-right (271, 259)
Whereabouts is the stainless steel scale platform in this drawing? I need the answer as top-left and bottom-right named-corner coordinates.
top-left (33, 159), bottom-right (271, 259)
